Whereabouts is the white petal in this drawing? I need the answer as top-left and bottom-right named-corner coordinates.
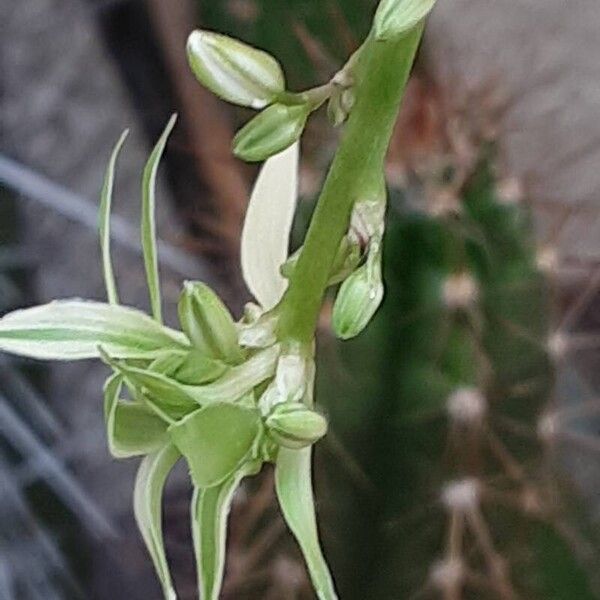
top-left (241, 141), bottom-right (299, 310)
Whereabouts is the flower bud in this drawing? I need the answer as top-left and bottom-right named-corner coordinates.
top-left (374, 0), bottom-right (437, 41)
top-left (178, 281), bottom-right (243, 364)
top-left (233, 103), bottom-right (310, 162)
top-left (266, 402), bottom-right (328, 449)
top-left (186, 30), bottom-right (285, 109)
top-left (332, 245), bottom-right (384, 340)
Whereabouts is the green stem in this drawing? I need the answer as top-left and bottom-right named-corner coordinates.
top-left (277, 25), bottom-right (424, 343)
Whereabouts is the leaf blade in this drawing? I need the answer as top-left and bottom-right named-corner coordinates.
top-left (241, 142), bottom-right (299, 310)
top-left (134, 443), bottom-right (180, 600)
top-left (0, 300), bottom-right (189, 360)
top-left (99, 129), bottom-right (128, 305)
top-left (142, 114), bottom-right (177, 324)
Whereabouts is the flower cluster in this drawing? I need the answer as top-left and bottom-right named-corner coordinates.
top-left (0, 1), bottom-right (439, 597)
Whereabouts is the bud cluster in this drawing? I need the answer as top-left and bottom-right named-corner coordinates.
top-left (186, 28), bottom-right (363, 162)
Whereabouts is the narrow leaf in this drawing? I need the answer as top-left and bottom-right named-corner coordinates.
top-left (187, 30), bottom-right (285, 109)
top-left (99, 129), bottom-right (128, 305)
top-left (169, 403), bottom-right (261, 488)
top-left (275, 447), bottom-right (338, 600)
top-left (104, 374), bottom-right (168, 458)
top-left (134, 443), bottom-right (180, 600)
top-left (241, 142), bottom-right (299, 310)
top-left (191, 462), bottom-right (260, 600)
top-left (0, 300), bottom-right (189, 360)
top-left (142, 114), bottom-right (177, 324)
top-left (233, 103), bottom-right (308, 162)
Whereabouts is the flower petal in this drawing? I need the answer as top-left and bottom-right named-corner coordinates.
top-left (241, 141), bottom-right (299, 310)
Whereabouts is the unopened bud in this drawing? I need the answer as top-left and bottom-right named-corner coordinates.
top-left (266, 402), bottom-right (328, 449)
top-left (178, 281), bottom-right (243, 364)
top-left (187, 30), bottom-right (285, 109)
top-left (374, 0), bottom-right (438, 40)
top-left (233, 103), bottom-right (310, 162)
top-left (332, 246), bottom-right (384, 340)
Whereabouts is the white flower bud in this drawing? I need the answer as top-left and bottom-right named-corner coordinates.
top-left (266, 402), bottom-right (328, 449)
top-left (374, 0), bottom-right (438, 41)
top-left (187, 30), bottom-right (285, 109)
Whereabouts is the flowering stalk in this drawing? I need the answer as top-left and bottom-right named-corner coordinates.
top-left (278, 25), bottom-right (423, 343)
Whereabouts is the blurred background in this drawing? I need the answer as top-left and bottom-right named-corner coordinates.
top-left (1, 0), bottom-right (600, 598)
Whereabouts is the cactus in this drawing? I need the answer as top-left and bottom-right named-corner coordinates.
top-left (316, 136), bottom-right (600, 598)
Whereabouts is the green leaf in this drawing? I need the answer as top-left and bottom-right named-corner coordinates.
top-left (374, 0), bottom-right (437, 41)
top-left (0, 300), bottom-right (189, 360)
top-left (134, 443), bottom-right (180, 600)
top-left (275, 447), bottom-right (337, 600)
top-left (103, 374), bottom-right (168, 458)
top-left (142, 114), bottom-right (177, 324)
top-left (187, 30), bottom-right (285, 109)
top-left (241, 142), bottom-right (298, 310)
top-left (191, 461), bottom-right (260, 600)
top-left (99, 129), bottom-right (128, 305)
top-left (233, 104), bottom-right (309, 162)
top-left (169, 403), bottom-right (261, 488)
top-left (178, 281), bottom-right (243, 364)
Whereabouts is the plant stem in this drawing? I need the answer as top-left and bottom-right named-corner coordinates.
top-left (277, 25), bottom-right (424, 344)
